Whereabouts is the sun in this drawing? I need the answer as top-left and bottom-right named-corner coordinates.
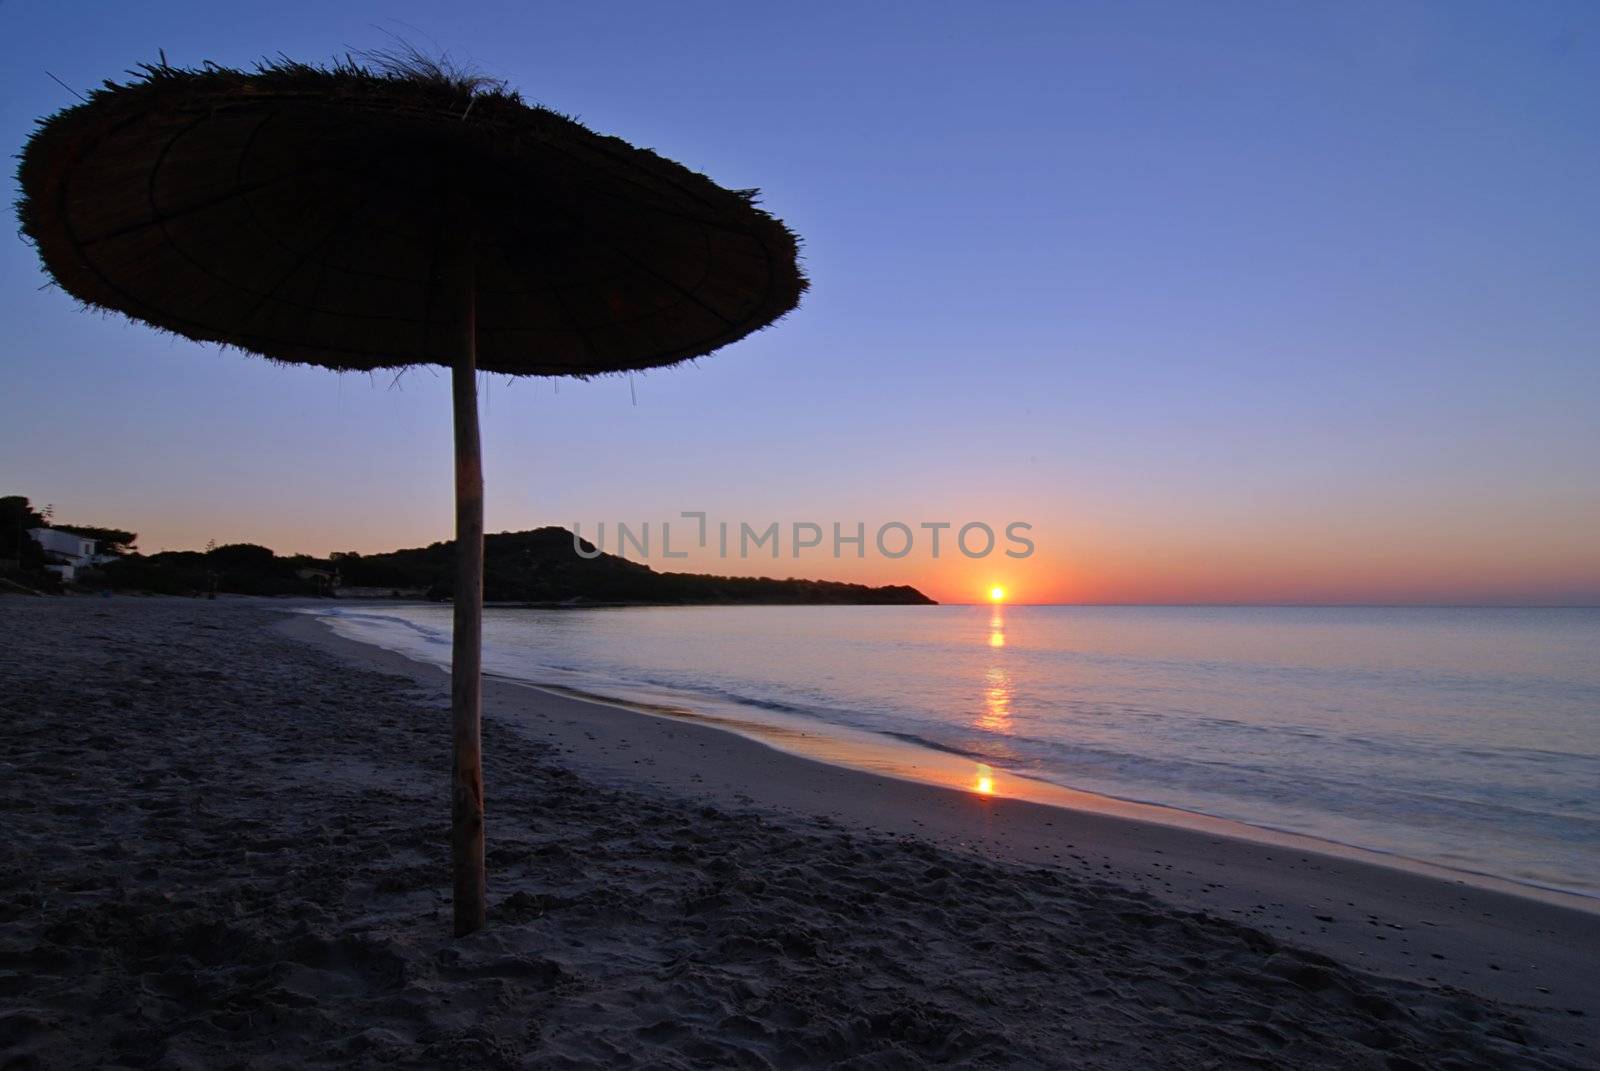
top-left (988, 585), bottom-right (1006, 603)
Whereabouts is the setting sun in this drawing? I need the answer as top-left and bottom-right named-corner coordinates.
top-left (989, 586), bottom-right (1006, 603)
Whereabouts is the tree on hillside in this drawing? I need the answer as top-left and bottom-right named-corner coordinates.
top-left (0, 496), bottom-right (48, 563)
top-left (206, 543), bottom-right (277, 568)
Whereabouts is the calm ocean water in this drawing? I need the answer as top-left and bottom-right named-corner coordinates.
top-left (316, 604), bottom-right (1600, 897)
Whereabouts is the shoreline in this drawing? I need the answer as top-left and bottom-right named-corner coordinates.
top-left (288, 607), bottom-right (1600, 1034)
top-left (6, 595), bottom-right (1595, 1068)
top-left (306, 604), bottom-right (1600, 913)
top-left (490, 677), bottom-right (1600, 912)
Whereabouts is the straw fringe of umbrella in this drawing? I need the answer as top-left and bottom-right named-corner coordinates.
top-left (17, 53), bottom-right (807, 377)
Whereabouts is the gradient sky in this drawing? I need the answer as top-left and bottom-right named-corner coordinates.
top-left (4, 1), bottom-right (1597, 604)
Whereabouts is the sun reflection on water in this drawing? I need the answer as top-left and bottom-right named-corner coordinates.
top-left (979, 666), bottom-right (1013, 733)
top-left (977, 604), bottom-right (1015, 734)
top-left (973, 763), bottom-right (995, 795)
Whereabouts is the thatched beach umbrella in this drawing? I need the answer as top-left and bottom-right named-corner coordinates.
top-left (17, 56), bottom-right (806, 936)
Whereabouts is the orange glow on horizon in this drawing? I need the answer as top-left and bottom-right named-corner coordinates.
top-left (113, 507), bottom-right (1600, 608)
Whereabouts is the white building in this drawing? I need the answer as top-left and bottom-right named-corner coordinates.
top-left (28, 527), bottom-right (111, 582)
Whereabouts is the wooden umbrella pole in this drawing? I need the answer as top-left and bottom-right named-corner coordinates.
top-left (449, 219), bottom-right (487, 937)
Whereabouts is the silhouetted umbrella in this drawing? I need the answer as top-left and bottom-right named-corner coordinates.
top-left (17, 56), bottom-right (806, 936)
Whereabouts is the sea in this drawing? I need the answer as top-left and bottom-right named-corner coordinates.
top-left (311, 603), bottom-right (1600, 899)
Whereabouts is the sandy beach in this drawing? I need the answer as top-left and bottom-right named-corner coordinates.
top-left (2, 596), bottom-right (1595, 1069)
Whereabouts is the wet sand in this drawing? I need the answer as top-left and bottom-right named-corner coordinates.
top-left (1, 596), bottom-right (1594, 1068)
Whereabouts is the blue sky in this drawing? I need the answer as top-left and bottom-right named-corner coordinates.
top-left (3, 1), bottom-right (1597, 602)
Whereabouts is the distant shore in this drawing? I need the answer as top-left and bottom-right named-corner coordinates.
top-left (3, 595), bottom-right (1593, 1068)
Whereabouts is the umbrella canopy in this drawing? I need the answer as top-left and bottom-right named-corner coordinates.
top-left (17, 56), bottom-right (806, 937)
top-left (18, 58), bottom-right (806, 375)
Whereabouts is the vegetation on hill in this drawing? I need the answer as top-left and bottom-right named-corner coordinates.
top-left (338, 527), bottom-right (936, 604)
top-left (1, 497), bottom-right (50, 575)
top-left (1, 497), bottom-right (935, 604)
top-left (92, 543), bottom-right (333, 597)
